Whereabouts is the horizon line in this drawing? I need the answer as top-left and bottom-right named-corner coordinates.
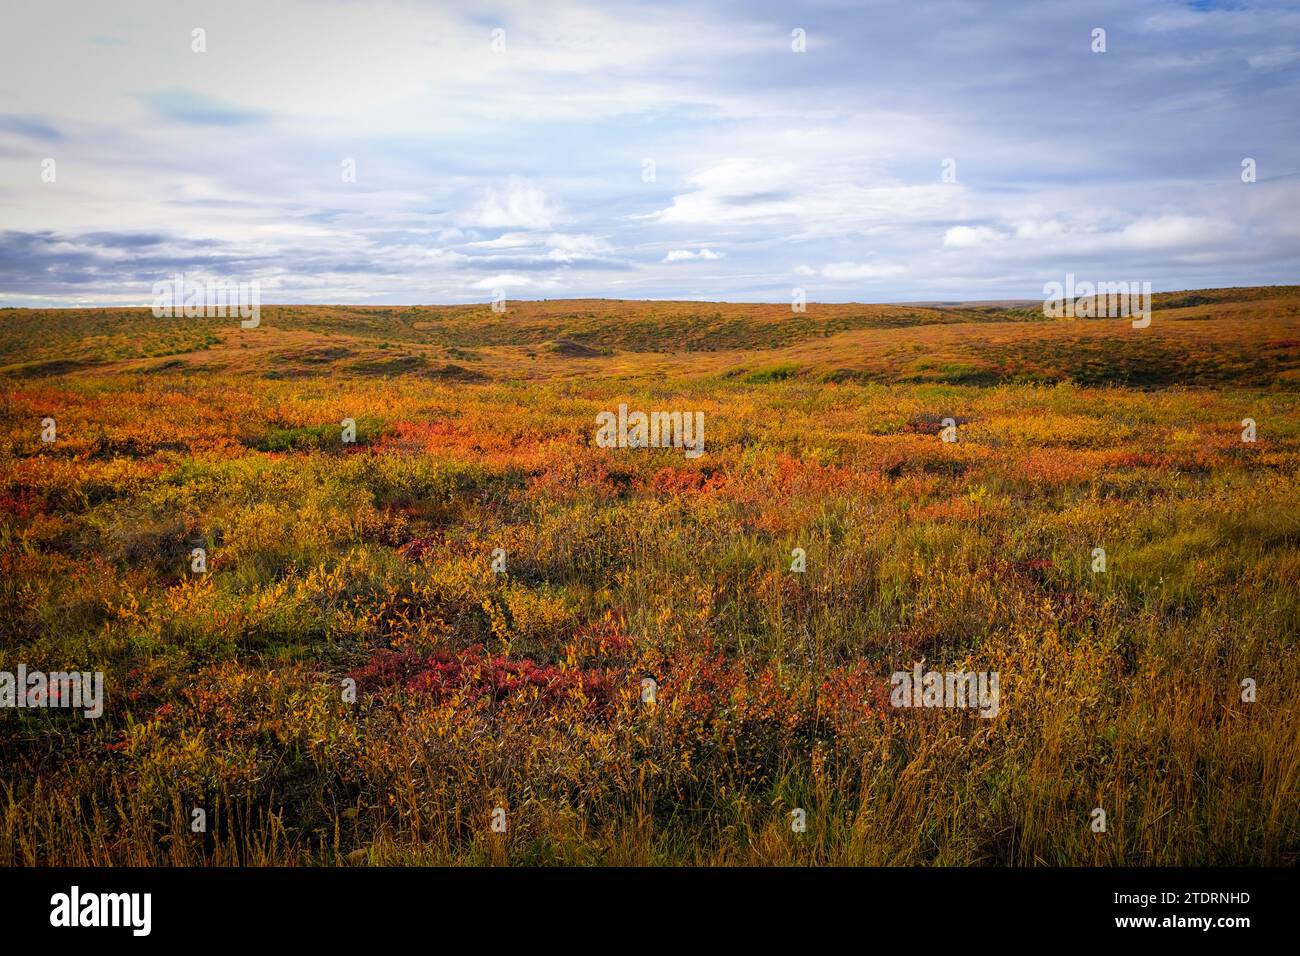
top-left (2, 282), bottom-right (1296, 311)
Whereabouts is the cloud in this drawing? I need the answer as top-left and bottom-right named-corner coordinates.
top-left (1117, 215), bottom-right (1224, 250)
top-left (818, 262), bottom-right (905, 280)
top-left (545, 233), bottom-right (614, 261)
top-left (943, 226), bottom-right (1006, 248)
top-left (664, 248), bottom-right (724, 262)
top-left (652, 157), bottom-right (961, 240)
top-left (1012, 220), bottom-right (1067, 241)
top-left (464, 179), bottom-right (558, 230)
top-left (651, 159), bottom-right (804, 224)
top-left (470, 273), bottom-right (561, 291)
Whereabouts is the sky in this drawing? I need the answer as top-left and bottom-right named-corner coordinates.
top-left (0, 0), bottom-right (1297, 306)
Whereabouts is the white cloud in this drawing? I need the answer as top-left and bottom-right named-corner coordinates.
top-left (1117, 215), bottom-right (1224, 250)
top-left (943, 225), bottom-right (1006, 248)
top-left (664, 248), bottom-right (724, 262)
top-left (473, 273), bottom-right (564, 291)
top-left (546, 234), bottom-right (614, 261)
top-left (1012, 219), bottom-right (1067, 241)
top-left (652, 157), bottom-right (962, 238)
top-left (466, 232), bottom-right (539, 250)
top-left (818, 262), bottom-right (905, 280)
top-left (464, 179), bottom-right (558, 230)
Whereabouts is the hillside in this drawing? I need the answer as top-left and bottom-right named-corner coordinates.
top-left (3, 286), bottom-right (1297, 389)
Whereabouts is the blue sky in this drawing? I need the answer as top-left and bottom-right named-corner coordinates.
top-left (1, 0), bottom-right (1297, 305)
